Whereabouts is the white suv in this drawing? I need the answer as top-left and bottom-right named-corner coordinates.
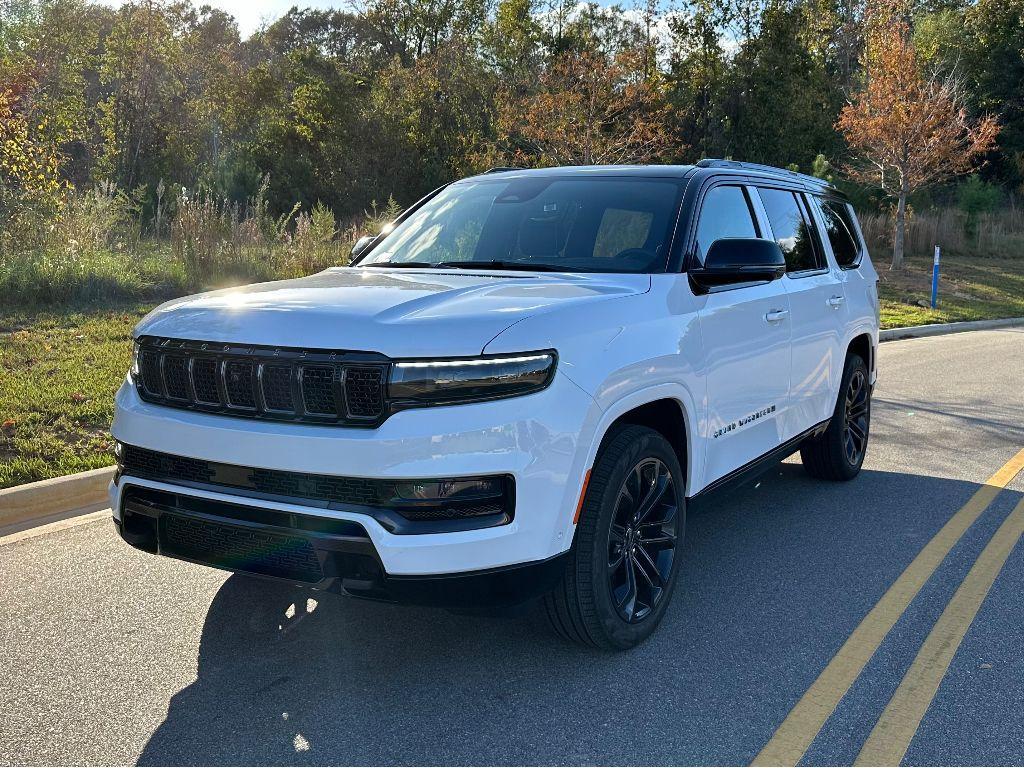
top-left (111, 161), bottom-right (878, 649)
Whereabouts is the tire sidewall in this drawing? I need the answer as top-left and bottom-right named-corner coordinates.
top-left (580, 428), bottom-right (686, 649)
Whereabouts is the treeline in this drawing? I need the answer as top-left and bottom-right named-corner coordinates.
top-left (1, 0), bottom-right (1022, 249)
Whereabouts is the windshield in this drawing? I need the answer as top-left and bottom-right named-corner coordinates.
top-left (357, 177), bottom-right (682, 273)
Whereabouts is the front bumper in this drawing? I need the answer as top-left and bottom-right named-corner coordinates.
top-left (110, 370), bottom-right (599, 578)
top-left (114, 484), bottom-right (568, 607)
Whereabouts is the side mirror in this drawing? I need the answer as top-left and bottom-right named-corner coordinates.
top-left (689, 238), bottom-right (786, 293)
top-left (351, 234), bottom-right (375, 259)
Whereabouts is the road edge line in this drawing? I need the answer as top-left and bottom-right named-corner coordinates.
top-left (854, 494), bottom-right (1024, 766)
top-left (751, 447), bottom-right (1024, 767)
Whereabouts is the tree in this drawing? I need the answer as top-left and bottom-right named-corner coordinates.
top-left (837, 13), bottom-right (999, 269)
top-left (501, 47), bottom-right (675, 166)
top-left (0, 75), bottom-right (66, 246)
top-left (961, 0), bottom-right (1024, 191)
top-left (666, 0), bottom-right (732, 158)
top-left (369, 44), bottom-right (497, 194)
top-left (725, 2), bottom-right (843, 169)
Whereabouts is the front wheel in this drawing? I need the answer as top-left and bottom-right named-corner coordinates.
top-left (800, 352), bottom-right (871, 480)
top-left (544, 425), bottom-right (685, 650)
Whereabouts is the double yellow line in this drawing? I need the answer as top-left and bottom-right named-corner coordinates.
top-left (753, 448), bottom-right (1024, 767)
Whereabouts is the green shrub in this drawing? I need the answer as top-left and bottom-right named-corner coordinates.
top-left (958, 175), bottom-right (1003, 237)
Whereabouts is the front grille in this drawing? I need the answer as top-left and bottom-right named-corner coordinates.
top-left (162, 513), bottom-right (324, 583)
top-left (192, 358), bottom-right (220, 404)
top-left (119, 444), bottom-right (514, 527)
top-left (345, 366), bottom-right (386, 418)
top-left (301, 366), bottom-right (337, 415)
top-left (134, 336), bottom-right (387, 426)
top-left (164, 356), bottom-right (191, 400)
top-left (261, 365), bottom-right (293, 411)
top-left (224, 359), bottom-right (256, 408)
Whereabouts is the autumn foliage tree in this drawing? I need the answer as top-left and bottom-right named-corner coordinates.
top-left (0, 78), bottom-right (66, 247)
top-left (500, 47), bottom-right (675, 167)
top-left (837, 10), bottom-right (999, 269)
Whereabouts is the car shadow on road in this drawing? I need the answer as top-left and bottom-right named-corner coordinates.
top-left (136, 463), bottom-right (1018, 766)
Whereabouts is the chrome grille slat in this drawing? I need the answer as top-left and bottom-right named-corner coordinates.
top-left (134, 337), bottom-right (387, 426)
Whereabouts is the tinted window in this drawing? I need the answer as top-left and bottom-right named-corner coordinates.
top-left (694, 186), bottom-right (758, 263)
top-left (359, 178), bottom-right (680, 273)
top-left (593, 208), bottom-right (654, 258)
top-left (817, 198), bottom-right (862, 267)
top-left (758, 188), bottom-right (822, 273)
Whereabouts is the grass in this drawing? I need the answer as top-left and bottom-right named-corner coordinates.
top-left (0, 244), bottom-right (190, 307)
top-left (0, 304), bottom-right (147, 488)
top-left (876, 254), bottom-right (1024, 328)
top-left (0, 253), bottom-right (1021, 489)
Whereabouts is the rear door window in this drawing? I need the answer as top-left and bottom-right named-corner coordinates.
top-left (816, 198), bottom-right (863, 268)
top-left (694, 186), bottom-right (758, 263)
top-left (756, 187), bottom-right (823, 273)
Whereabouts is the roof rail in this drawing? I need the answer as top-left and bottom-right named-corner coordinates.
top-left (696, 158), bottom-right (829, 186)
top-left (483, 166), bottom-right (525, 174)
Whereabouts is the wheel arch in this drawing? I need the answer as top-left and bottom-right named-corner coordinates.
top-left (582, 386), bottom-right (700, 498)
top-left (847, 332), bottom-right (873, 376)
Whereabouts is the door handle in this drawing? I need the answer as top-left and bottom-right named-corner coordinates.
top-left (764, 309), bottom-right (789, 323)
top-left (827, 295), bottom-right (845, 309)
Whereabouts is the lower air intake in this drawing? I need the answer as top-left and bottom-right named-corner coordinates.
top-left (161, 514), bottom-right (323, 583)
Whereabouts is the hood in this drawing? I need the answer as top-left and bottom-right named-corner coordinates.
top-left (136, 267), bottom-right (650, 357)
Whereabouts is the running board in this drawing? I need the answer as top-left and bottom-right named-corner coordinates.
top-left (688, 419), bottom-right (831, 502)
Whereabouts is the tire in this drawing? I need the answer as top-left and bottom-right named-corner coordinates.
top-left (800, 352), bottom-right (871, 481)
top-left (544, 425), bottom-right (685, 650)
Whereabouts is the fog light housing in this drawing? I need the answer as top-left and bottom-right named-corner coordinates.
top-left (392, 477), bottom-right (503, 502)
top-left (385, 475), bottom-right (514, 522)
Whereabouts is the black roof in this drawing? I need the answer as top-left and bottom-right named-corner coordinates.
top-left (467, 164), bottom-right (697, 180)
top-left (465, 160), bottom-right (839, 194)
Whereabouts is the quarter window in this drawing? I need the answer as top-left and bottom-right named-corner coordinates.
top-left (817, 198), bottom-right (862, 268)
top-left (694, 185), bottom-right (758, 263)
top-left (757, 188), bottom-right (822, 273)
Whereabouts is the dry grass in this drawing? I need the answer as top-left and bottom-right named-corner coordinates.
top-left (0, 181), bottom-right (403, 307)
top-left (860, 206), bottom-right (1024, 263)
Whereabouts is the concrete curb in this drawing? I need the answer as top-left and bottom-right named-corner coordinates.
top-left (880, 316), bottom-right (1024, 342)
top-left (0, 466), bottom-right (114, 535)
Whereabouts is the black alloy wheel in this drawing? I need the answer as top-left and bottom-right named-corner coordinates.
top-left (800, 351), bottom-right (871, 481)
top-left (607, 458), bottom-right (679, 623)
top-left (843, 368), bottom-right (869, 466)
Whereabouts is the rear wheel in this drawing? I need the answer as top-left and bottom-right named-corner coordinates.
top-left (545, 425), bottom-right (685, 650)
top-left (800, 352), bottom-right (870, 480)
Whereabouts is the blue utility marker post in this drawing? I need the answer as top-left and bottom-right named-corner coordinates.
top-left (931, 245), bottom-right (941, 309)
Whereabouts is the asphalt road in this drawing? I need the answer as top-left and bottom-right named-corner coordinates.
top-left (2, 328), bottom-right (1022, 766)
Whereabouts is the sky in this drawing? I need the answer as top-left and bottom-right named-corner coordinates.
top-left (100, 0), bottom-right (350, 37)
top-left (95, 0), bottom-right (695, 51)
top-left (98, 0), bottom-right (673, 40)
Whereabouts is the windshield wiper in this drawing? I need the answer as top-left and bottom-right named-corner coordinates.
top-left (360, 261), bottom-right (437, 269)
top-left (433, 260), bottom-right (570, 272)
top-left (363, 259), bottom-right (595, 273)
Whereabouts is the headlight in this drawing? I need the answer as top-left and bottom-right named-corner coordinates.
top-left (130, 340), bottom-right (140, 379)
top-left (388, 352), bottom-right (556, 406)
